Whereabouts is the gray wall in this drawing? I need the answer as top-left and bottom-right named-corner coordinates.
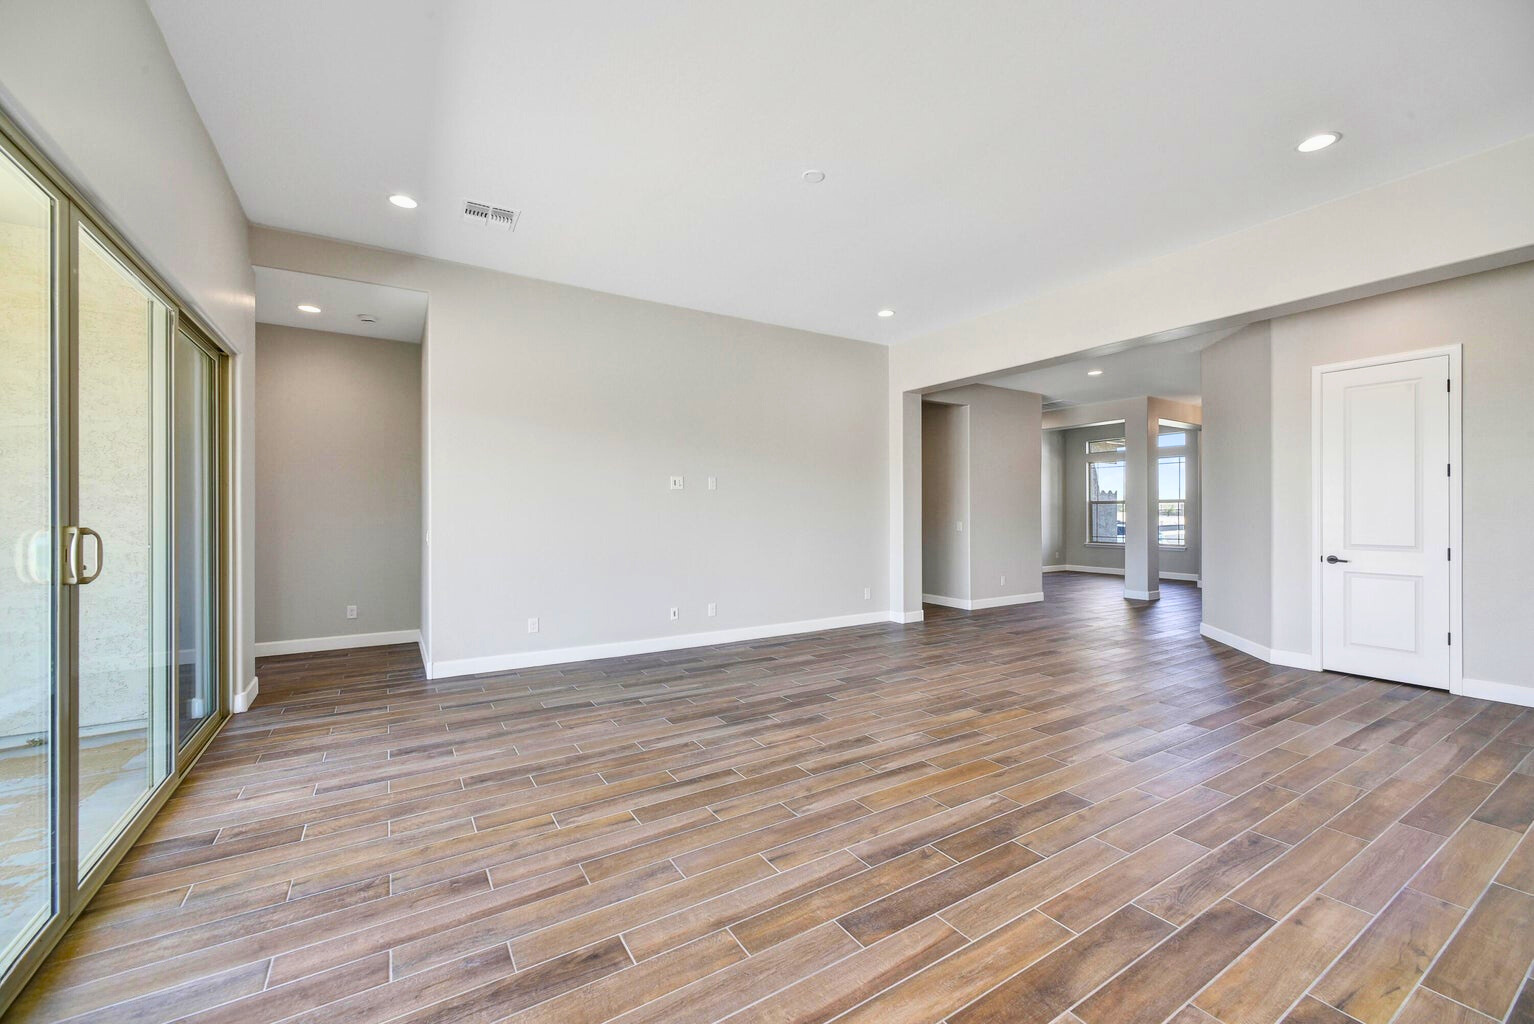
top-left (255, 324), bottom-right (421, 644)
top-left (1200, 323), bottom-right (1274, 647)
top-left (1041, 431), bottom-right (1065, 566)
top-left (921, 402), bottom-right (970, 600)
top-left (1052, 422), bottom-right (1201, 577)
top-left (250, 227), bottom-right (890, 674)
top-left (1268, 261), bottom-right (1534, 688)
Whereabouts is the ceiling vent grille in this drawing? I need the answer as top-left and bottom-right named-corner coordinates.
top-left (462, 199), bottom-right (520, 231)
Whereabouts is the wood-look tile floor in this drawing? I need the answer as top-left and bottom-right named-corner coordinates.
top-left (12, 573), bottom-right (1534, 1023)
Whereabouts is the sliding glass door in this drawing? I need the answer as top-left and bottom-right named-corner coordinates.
top-left (0, 125), bottom-right (229, 1003)
top-left (73, 224), bottom-right (175, 875)
top-left (174, 328), bottom-right (221, 748)
top-left (0, 122), bottom-right (59, 982)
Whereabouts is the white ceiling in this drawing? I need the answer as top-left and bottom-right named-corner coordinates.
top-left (151, 0), bottom-right (1534, 344)
top-left (987, 330), bottom-right (1233, 408)
top-left (254, 267), bottom-right (427, 343)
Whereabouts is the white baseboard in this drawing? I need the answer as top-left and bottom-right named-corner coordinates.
top-left (1200, 622), bottom-right (1273, 661)
top-left (923, 592), bottom-right (1044, 611)
top-left (972, 592), bottom-right (1044, 610)
top-left (1461, 677), bottom-right (1534, 708)
top-left (254, 629), bottom-right (421, 658)
top-left (1271, 648), bottom-right (1322, 670)
top-left (1044, 565), bottom-right (1200, 582)
top-left (232, 675), bottom-right (259, 713)
top-left (1125, 588), bottom-right (1160, 601)
top-left (889, 609), bottom-right (925, 624)
top-left (1202, 632), bottom-right (1529, 706)
top-left (428, 611), bottom-right (901, 681)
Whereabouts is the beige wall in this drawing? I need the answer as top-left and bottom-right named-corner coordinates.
top-left (1041, 431), bottom-right (1065, 566)
top-left (923, 384), bottom-right (1044, 605)
top-left (1268, 261), bottom-right (1534, 689)
top-left (1200, 263), bottom-right (1534, 696)
top-left (250, 227), bottom-right (890, 675)
top-left (1200, 323), bottom-right (1273, 647)
top-left (921, 402), bottom-right (969, 601)
top-left (255, 324), bottom-right (421, 645)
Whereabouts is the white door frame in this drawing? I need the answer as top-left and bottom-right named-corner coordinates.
top-left (1309, 344), bottom-right (1462, 692)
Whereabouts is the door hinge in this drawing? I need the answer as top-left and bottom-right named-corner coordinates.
top-left (1447, 547), bottom-right (1452, 561)
top-left (1446, 379), bottom-right (1452, 392)
top-left (1447, 463), bottom-right (1452, 477)
top-left (1448, 632), bottom-right (1453, 646)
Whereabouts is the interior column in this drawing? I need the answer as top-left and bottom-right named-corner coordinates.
top-left (1123, 398), bottom-right (1160, 600)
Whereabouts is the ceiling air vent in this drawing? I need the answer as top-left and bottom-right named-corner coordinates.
top-left (462, 199), bottom-right (520, 231)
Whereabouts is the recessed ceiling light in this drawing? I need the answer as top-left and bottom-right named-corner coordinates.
top-left (297, 304), bottom-right (322, 314)
top-left (388, 194), bottom-right (418, 209)
top-left (1086, 369), bottom-right (1104, 376)
top-left (802, 170), bottom-right (826, 184)
top-left (1296, 131), bottom-right (1341, 153)
top-left (877, 309), bottom-right (896, 318)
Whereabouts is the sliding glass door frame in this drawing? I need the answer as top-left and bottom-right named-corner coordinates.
top-left (0, 110), bottom-right (234, 1013)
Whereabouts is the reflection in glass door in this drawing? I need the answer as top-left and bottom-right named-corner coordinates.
top-left (0, 135), bottom-right (57, 979)
top-left (174, 330), bottom-right (220, 746)
top-left (73, 226), bottom-right (173, 877)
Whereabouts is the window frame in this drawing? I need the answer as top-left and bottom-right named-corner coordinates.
top-left (1084, 439), bottom-right (1127, 546)
top-left (1157, 450), bottom-right (1189, 550)
top-left (1081, 431), bottom-right (1194, 550)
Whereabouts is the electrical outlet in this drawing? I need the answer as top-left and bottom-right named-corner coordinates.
top-left (346, 605), bottom-right (357, 620)
top-left (707, 602), bottom-right (716, 617)
top-left (669, 475), bottom-right (684, 490)
top-left (527, 617), bottom-right (539, 633)
top-left (863, 587), bottom-right (871, 600)
top-left (956, 521), bottom-right (963, 532)
top-left (669, 607), bottom-right (679, 621)
top-left (707, 476), bottom-right (717, 491)
top-left (1001, 574), bottom-right (1006, 586)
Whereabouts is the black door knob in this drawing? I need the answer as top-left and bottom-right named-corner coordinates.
top-left (1325, 555), bottom-right (1350, 564)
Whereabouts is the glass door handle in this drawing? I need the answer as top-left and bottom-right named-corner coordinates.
top-left (62, 526), bottom-right (104, 585)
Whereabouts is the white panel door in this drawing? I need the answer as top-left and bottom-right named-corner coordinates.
top-left (1319, 354), bottom-right (1450, 688)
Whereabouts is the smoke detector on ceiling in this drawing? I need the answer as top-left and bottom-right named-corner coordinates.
top-left (462, 199), bottom-right (520, 231)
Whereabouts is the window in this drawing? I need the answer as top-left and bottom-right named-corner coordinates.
top-left (1088, 460), bottom-right (1126, 543)
top-left (1159, 455), bottom-right (1187, 547)
top-left (1083, 432), bottom-right (1192, 547)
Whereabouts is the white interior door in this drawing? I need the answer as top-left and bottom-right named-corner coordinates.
top-left (1319, 354), bottom-right (1451, 688)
